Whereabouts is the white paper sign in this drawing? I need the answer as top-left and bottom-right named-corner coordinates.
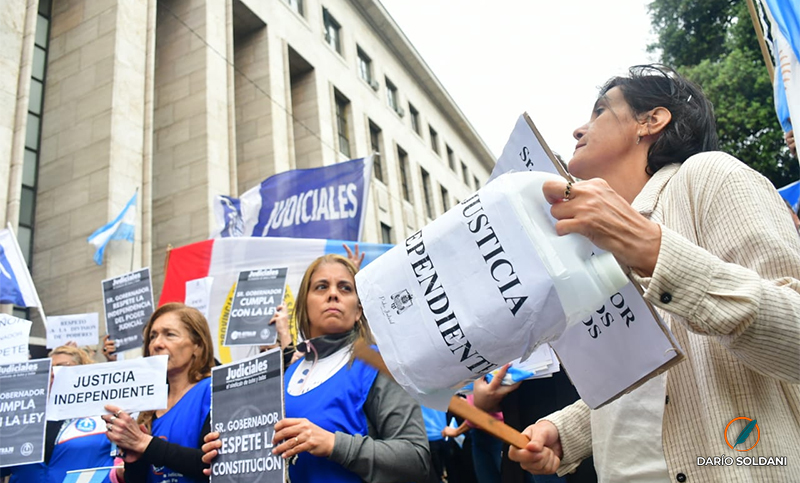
top-left (47, 355), bottom-right (168, 420)
top-left (487, 114), bottom-right (568, 184)
top-left (0, 314), bottom-right (32, 364)
top-left (185, 277), bottom-right (214, 319)
top-left (46, 313), bottom-right (99, 349)
top-left (550, 285), bottom-right (680, 408)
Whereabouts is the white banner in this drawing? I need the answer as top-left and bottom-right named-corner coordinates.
top-left (46, 313), bottom-right (99, 349)
top-left (47, 355), bottom-right (168, 420)
top-left (0, 314), bottom-right (32, 364)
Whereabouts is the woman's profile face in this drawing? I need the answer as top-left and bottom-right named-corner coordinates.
top-left (305, 262), bottom-right (362, 339)
top-left (568, 86), bottom-right (642, 181)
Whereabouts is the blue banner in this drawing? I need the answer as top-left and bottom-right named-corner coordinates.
top-left (213, 156), bottom-right (373, 241)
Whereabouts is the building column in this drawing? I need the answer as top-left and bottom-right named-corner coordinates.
top-left (151, 0), bottom-right (232, 292)
top-left (33, 0), bottom-right (148, 321)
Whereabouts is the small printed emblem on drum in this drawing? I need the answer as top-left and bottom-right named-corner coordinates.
top-left (390, 289), bottom-right (413, 315)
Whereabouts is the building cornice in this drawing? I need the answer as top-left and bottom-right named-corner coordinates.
top-left (350, 0), bottom-right (496, 172)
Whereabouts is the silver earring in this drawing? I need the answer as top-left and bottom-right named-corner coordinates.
top-left (636, 136), bottom-right (641, 145)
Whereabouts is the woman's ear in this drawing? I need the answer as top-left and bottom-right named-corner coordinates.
top-left (644, 107), bottom-right (672, 136)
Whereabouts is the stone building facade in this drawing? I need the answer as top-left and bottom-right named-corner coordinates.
top-left (1, 0), bottom-right (494, 345)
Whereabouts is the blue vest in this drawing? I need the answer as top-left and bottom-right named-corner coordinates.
top-left (148, 377), bottom-right (211, 483)
top-left (8, 416), bottom-right (113, 483)
top-left (284, 356), bottom-right (378, 483)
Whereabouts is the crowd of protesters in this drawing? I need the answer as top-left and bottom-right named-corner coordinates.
top-left (5, 65), bottom-right (800, 483)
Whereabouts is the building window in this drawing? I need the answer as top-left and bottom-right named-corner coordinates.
top-left (386, 77), bottom-right (403, 116)
top-left (420, 168), bottom-right (434, 219)
top-left (461, 161), bottom-right (470, 186)
top-left (409, 103), bottom-right (420, 135)
top-left (334, 90), bottom-right (350, 157)
top-left (357, 47), bottom-right (375, 86)
top-left (19, 2), bottom-right (51, 266)
top-left (380, 223), bottom-right (393, 244)
top-left (440, 185), bottom-right (450, 212)
top-left (398, 146), bottom-right (411, 202)
top-left (323, 8), bottom-right (341, 54)
top-left (369, 121), bottom-right (383, 182)
top-left (473, 175), bottom-right (481, 190)
top-left (286, 0), bottom-right (304, 16)
top-left (428, 126), bottom-right (439, 155)
top-left (446, 145), bottom-right (456, 171)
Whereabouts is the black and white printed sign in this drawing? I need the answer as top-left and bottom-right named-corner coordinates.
top-left (0, 315), bottom-right (32, 364)
top-left (224, 268), bottom-right (287, 347)
top-left (102, 268), bottom-right (154, 352)
top-left (211, 349), bottom-right (284, 483)
top-left (47, 355), bottom-right (168, 421)
top-left (0, 358), bottom-right (51, 467)
top-left (46, 313), bottom-right (99, 349)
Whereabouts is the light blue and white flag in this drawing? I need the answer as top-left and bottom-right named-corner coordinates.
top-left (779, 179), bottom-right (800, 211)
top-left (62, 467), bottom-right (114, 483)
top-left (762, 0), bottom-right (800, 133)
top-left (0, 225), bottom-right (42, 309)
top-left (212, 156), bottom-right (373, 241)
top-left (87, 192), bottom-right (137, 265)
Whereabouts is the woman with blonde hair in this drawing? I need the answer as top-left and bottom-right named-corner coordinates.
top-left (203, 254), bottom-right (431, 482)
top-left (103, 302), bottom-right (215, 483)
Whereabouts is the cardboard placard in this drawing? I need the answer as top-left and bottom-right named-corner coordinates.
top-left (210, 349), bottom-right (284, 482)
top-left (0, 358), bottom-right (51, 467)
top-left (224, 268), bottom-right (287, 347)
top-left (102, 268), bottom-right (155, 352)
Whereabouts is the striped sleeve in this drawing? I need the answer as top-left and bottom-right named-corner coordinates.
top-left (635, 162), bottom-right (800, 383)
top-left (541, 399), bottom-right (592, 475)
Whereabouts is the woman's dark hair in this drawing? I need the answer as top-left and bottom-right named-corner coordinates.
top-left (601, 64), bottom-right (719, 175)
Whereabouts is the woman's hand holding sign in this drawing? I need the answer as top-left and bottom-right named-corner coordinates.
top-left (103, 404), bottom-right (152, 462)
top-left (272, 418), bottom-right (335, 459)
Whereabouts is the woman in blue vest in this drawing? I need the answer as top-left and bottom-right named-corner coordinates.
top-left (103, 303), bottom-right (215, 483)
top-left (202, 254), bottom-right (431, 482)
top-left (2, 345), bottom-right (114, 483)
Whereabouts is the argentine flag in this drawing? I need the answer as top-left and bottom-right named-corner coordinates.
top-left (0, 225), bottom-right (43, 309)
top-left (87, 192), bottom-right (137, 265)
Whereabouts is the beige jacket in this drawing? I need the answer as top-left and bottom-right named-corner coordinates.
top-left (547, 151), bottom-right (800, 482)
